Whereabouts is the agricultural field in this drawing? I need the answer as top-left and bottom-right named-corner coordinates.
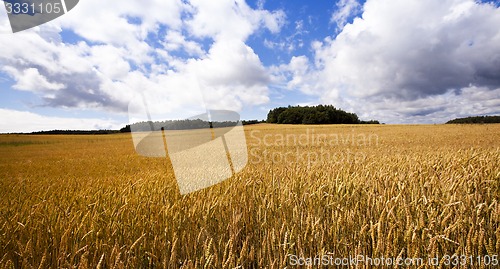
top-left (0, 124), bottom-right (499, 268)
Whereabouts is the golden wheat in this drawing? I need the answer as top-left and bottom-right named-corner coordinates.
top-left (0, 124), bottom-right (499, 268)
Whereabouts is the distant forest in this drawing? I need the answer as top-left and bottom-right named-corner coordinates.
top-left (29, 105), bottom-right (378, 134)
top-left (267, 105), bottom-right (379, 125)
top-left (31, 130), bottom-right (121, 135)
top-left (446, 115), bottom-right (500, 124)
top-left (126, 118), bottom-right (239, 132)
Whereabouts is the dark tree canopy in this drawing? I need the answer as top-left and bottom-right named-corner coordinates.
top-left (267, 105), bottom-right (378, 125)
top-left (120, 105), bottom-right (379, 132)
top-left (31, 130), bottom-right (120, 135)
top-left (446, 115), bottom-right (500, 124)
top-left (241, 120), bottom-right (266, 125)
top-left (129, 119), bottom-right (239, 132)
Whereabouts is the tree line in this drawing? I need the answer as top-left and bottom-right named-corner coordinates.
top-left (123, 118), bottom-right (239, 132)
top-left (266, 105), bottom-right (379, 125)
top-left (31, 130), bottom-right (121, 135)
top-left (446, 115), bottom-right (500, 124)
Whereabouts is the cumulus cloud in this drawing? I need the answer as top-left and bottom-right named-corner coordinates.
top-left (0, 0), bottom-right (285, 126)
top-left (331, 0), bottom-right (362, 30)
top-left (57, 0), bottom-right (185, 45)
top-left (0, 108), bottom-right (123, 133)
top-left (186, 0), bottom-right (285, 41)
top-left (6, 0), bottom-right (496, 126)
top-left (317, 0), bottom-right (500, 99)
top-left (346, 86), bottom-right (500, 124)
top-left (283, 0), bottom-right (500, 122)
top-left (3, 67), bottom-right (65, 91)
top-left (0, 26), bottom-right (131, 111)
top-left (163, 30), bottom-right (205, 56)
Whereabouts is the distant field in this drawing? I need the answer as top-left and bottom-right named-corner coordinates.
top-left (0, 124), bottom-right (499, 268)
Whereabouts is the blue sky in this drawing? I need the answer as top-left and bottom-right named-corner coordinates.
top-left (0, 0), bottom-right (500, 132)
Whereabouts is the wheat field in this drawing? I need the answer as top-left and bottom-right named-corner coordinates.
top-left (0, 124), bottom-right (499, 268)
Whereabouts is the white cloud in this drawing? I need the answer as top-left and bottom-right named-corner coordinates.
top-left (0, 109), bottom-right (123, 133)
top-left (256, 0), bottom-right (266, 10)
top-left (0, 28), bottom-right (128, 110)
top-left (284, 56), bottom-right (310, 90)
top-left (3, 67), bottom-right (65, 91)
top-left (283, 0), bottom-right (500, 123)
top-left (0, 2), bottom-right (11, 34)
top-left (89, 45), bottom-right (131, 80)
top-left (262, 19), bottom-right (306, 54)
top-left (189, 39), bottom-right (271, 111)
top-left (0, 0), bottom-right (286, 127)
top-left (331, 0), bottom-right (362, 30)
top-left (57, 0), bottom-right (185, 44)
top-left (163, 30), bottom-right (205, 56)
top-left (186, 0), bottom-right (285, 41)
top-left (344, 86), bottom-right (500, 124)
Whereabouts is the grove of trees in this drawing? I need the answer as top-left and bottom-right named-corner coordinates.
top-left (446, 115), bottom-right (500, 124)
top-left (127, 118), bottom-right (239, 132)
top-left (266, 105), bottom-right (379, 125)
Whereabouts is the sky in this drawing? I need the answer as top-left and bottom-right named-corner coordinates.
top-left (0, 0), bottom-right (500, 132)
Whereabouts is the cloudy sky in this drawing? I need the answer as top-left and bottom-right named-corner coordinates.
top-left (1, 0), bottom-right (500, 132)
